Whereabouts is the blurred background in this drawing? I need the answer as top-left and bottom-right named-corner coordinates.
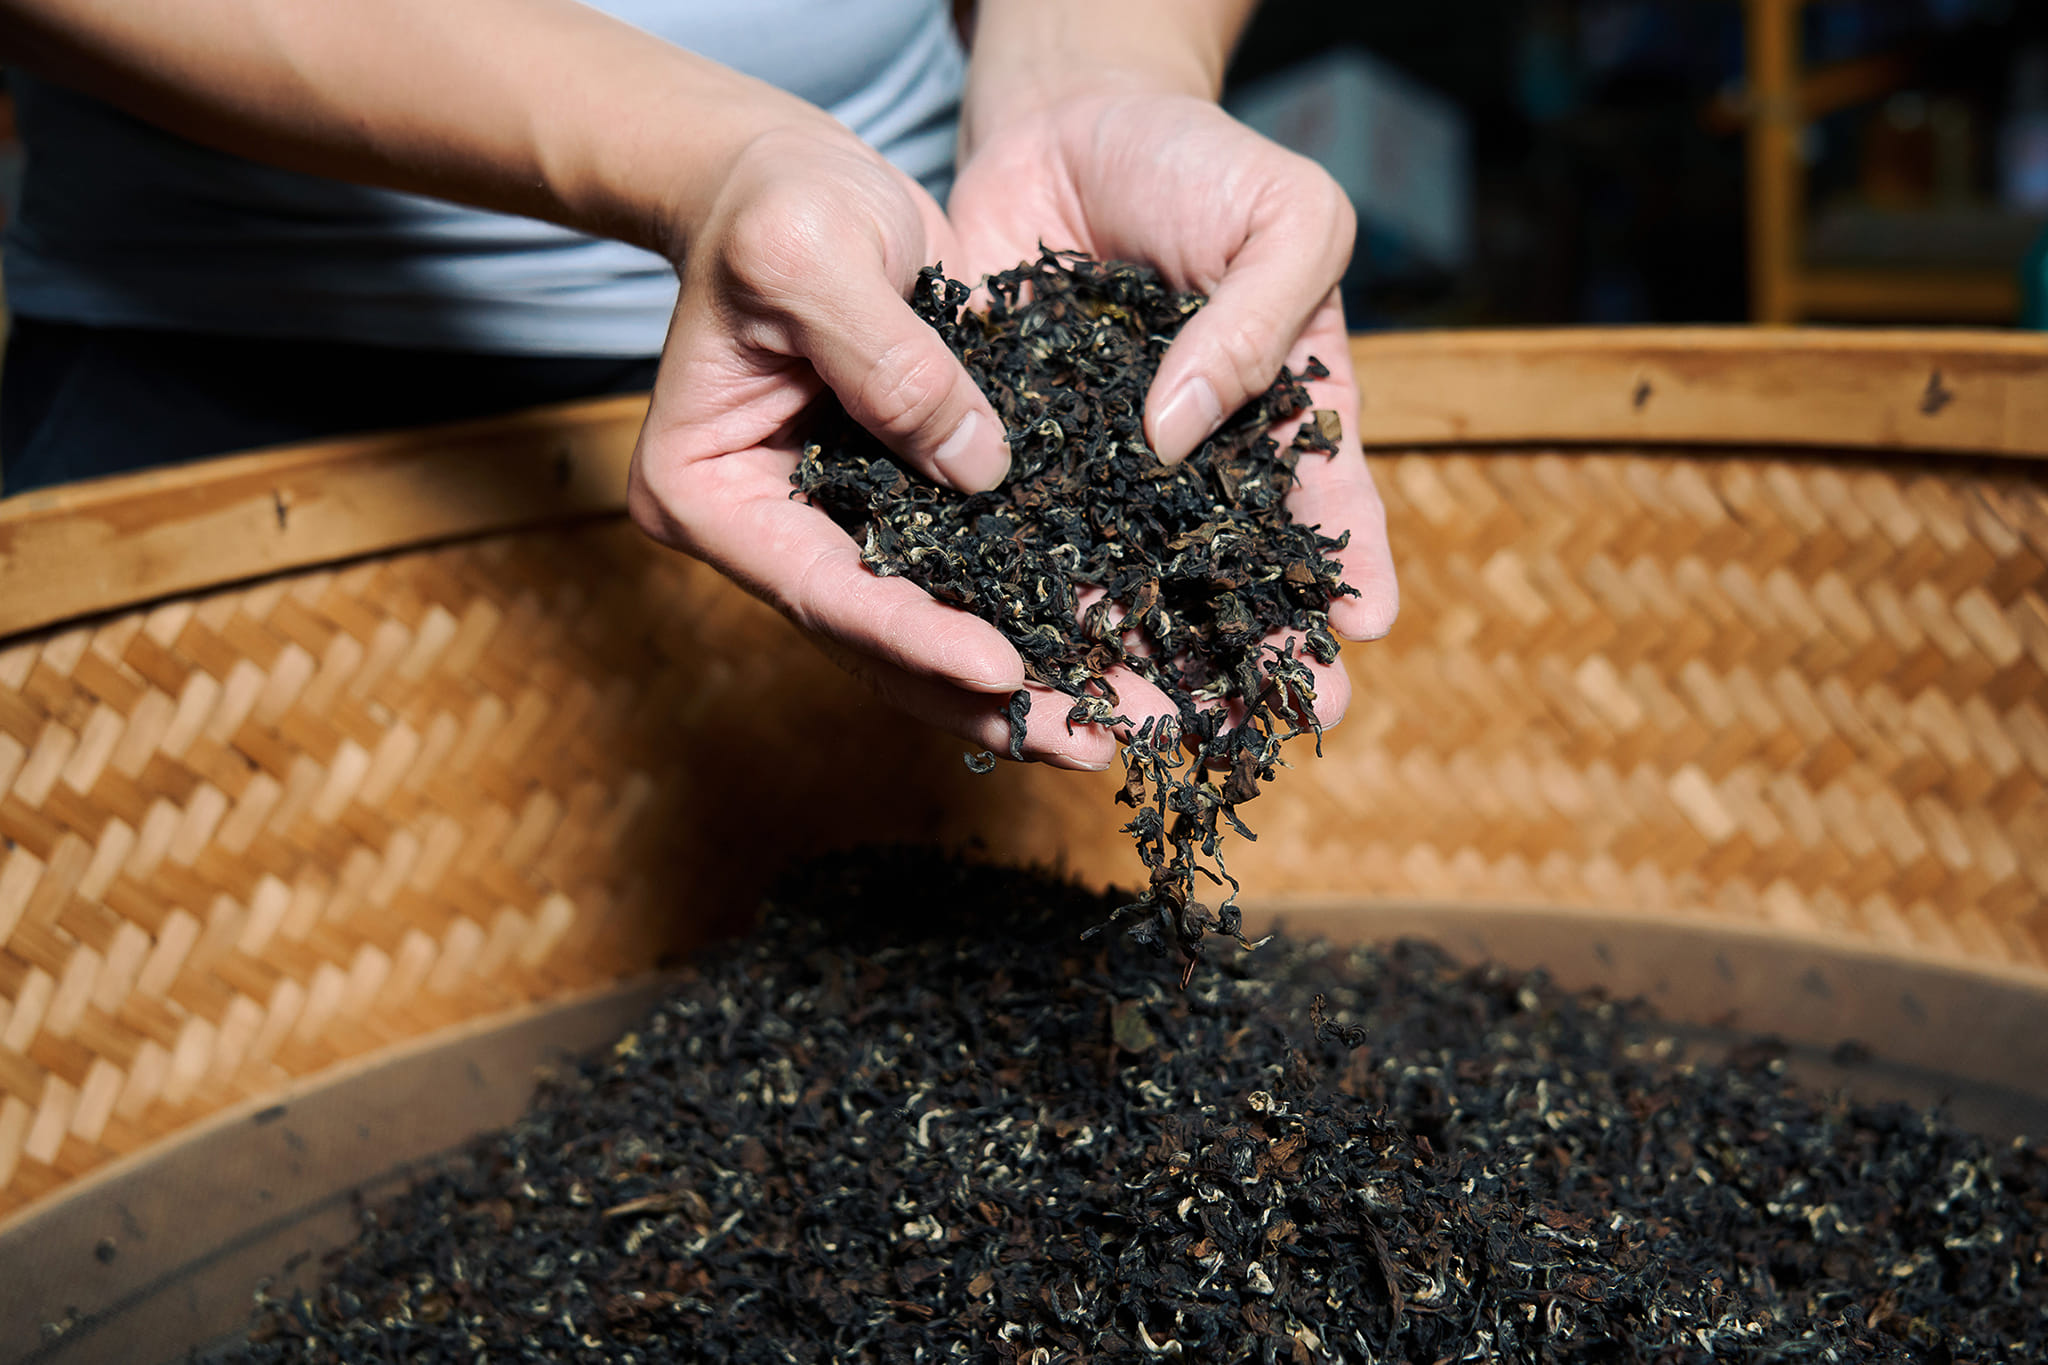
top-left (2, 0), bottom-right (2045, 336)
top-left (1221, 0), bottom-right (2047, 331)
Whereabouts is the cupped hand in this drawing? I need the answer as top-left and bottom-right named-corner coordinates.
top-left (624, 123), bottom-right (1113, 770)
top-left (947, 92), bottom-right (1402, 743)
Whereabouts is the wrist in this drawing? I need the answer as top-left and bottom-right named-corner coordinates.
top-left (540, 52), bottom-right (853, 264)
top-left (960, 0), bottom-right (1245, 153)
top-left (960, 65), bottom-right (1207, 154)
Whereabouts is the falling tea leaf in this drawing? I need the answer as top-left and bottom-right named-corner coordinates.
top-left (795, 251), bottom-right (1357, 970)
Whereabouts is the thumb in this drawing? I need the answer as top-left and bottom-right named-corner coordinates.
top-left (1143, 185), bottom-right (1355, 464)
top-left (795, 265), bottom-right (1013, 493)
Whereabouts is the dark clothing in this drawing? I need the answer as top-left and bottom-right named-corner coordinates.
top-left (0, 317), bottom-right (658, 495)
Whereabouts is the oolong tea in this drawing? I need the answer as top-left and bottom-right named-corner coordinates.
top-left (226, 851), bottom-right (2047, 1364)
top-left (795, 251), bottom-right (1353, 967)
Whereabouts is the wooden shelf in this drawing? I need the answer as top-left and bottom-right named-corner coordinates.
top-left (1790, 267), bottom-right (2018, 323)
top-left (1741, 0), bottom-right (2026, 326)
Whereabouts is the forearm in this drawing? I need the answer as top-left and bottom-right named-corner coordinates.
top-left (0, 0), bottom-right (843, 259)
top-left (960, 0), bottom-right (1255, 146)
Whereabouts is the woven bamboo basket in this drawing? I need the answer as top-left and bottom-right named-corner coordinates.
top-left (0, 328), bottom-right (2045, 1357)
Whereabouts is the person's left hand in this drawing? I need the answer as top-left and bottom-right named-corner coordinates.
top-left (946, 89), bottom-right (1401, 750)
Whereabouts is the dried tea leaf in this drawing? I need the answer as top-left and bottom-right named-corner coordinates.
top-left (1110, 997), bottom-right (1160, 1053)
top-left (796, 250), bottom-right (1356, 968)
top-left (229, 850), bottom-right (2048, 1365)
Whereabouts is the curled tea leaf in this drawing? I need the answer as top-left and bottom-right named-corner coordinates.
top-left (796, 250), bottom-right (1355, 965)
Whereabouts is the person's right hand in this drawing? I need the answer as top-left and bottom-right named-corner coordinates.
top-left (0, 0), bottom-right (1117, 767)
top-left (623, 122), bottom-right (1118, 771)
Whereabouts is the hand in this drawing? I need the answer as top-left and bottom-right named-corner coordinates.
top-left (946, 91), bottom-right (1401, 746)
top-left (0, 0), bottom-right (1132, 768)
top-left (624, 123), bottom-right (1119, 771)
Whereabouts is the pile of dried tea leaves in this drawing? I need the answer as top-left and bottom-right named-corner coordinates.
top-left (231, 850), bottom-right (2047, 1365)
top-left (794, 251), bottom-right (1354, 965)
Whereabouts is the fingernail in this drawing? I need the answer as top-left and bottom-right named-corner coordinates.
top-left (1341, 587), bottom-right (1400, 642)
top-left (1334, 612), bottom-right (1395, 643)
top-left (1152, 377), bottom-right (1222, 463)
top-left (932, 412), bottom-right (1010, 493)
top-left (1047, 754), bottom-right (1113, 773)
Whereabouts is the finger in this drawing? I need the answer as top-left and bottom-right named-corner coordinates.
top-left (1231, 643), bottom-right (1351, 735)
top-left (1085, 601), bottom-right (1343, 743)
top-left (1172, 645), bottom-right (1351, 771)
top-left (1143, 172), bottom-right (1355, 464)
top-left (632, 438), bottom-right (1027, 694)
top-left (1280, 297), bottom-right (1399, 642)
top-left (810, 645), bottom-right (1120, 771)
top-left (1095, 662), bottom-right (1179, 740)
top-left (1296, 648), bottom-right (1351, 731)
top-left (781, 242), bottom-right (1013, 494)
top-left (699, 148), bottom-right (1013, 494)
top-left (1062, 591), bottom-right (1182, 741)
top-left (1298, 455), bottom-right (1397, 643)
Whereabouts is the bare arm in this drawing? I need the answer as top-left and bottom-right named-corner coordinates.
top-left (961, 0), bottom-right (1256, 134)
top-left (0, 0), bottom-right (838, 258)
top-left (0, 0), bottom-right (1076, 761)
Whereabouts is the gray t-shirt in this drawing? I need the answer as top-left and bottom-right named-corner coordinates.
top-left (2, 0), bottom-right (965, 356)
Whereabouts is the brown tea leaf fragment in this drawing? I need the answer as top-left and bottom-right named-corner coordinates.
top-left (1111, 998), bottom-right (1159, 1053)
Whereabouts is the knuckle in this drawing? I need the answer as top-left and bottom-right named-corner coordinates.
top-left (1212, 320), bottom-right (1287, 402)
top-left (778, 540), bottom-right (848, 638)
top-left (787, 562), bottom-right (932, 677)
top-left (1262, 154), bottom-right (1356, 277)
top-left (852, 341), bottom-right (952, 438)
top-left (1325, 186), bottom-right (1358, 258)
top-left (719, 192), bottom-right (830, 302)
top-left (917, 610), bottom-right (992, 671)
top-left (625, 457), bottom-right (687, 549)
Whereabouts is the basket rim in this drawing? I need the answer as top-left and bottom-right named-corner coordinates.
top-left (1, 326), bottom-right (2042, 642)
top-left (1347, 325), bottom-right (2048, 457)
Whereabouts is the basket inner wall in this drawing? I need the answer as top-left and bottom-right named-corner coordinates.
top-left (0, 439), bottom-right (2044, 1225)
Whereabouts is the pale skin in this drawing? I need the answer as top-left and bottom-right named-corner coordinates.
top-left (0, 0), bottom-right (1398, 769)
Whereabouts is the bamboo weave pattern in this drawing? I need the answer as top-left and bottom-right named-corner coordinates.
top-left (1, 445), bottom-right (2044, 1216)
top-left (1285, 450), bottom-right (2048, 968)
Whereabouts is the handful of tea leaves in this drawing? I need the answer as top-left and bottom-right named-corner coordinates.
top-left (794, 250), bottom-right (1355, 966)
